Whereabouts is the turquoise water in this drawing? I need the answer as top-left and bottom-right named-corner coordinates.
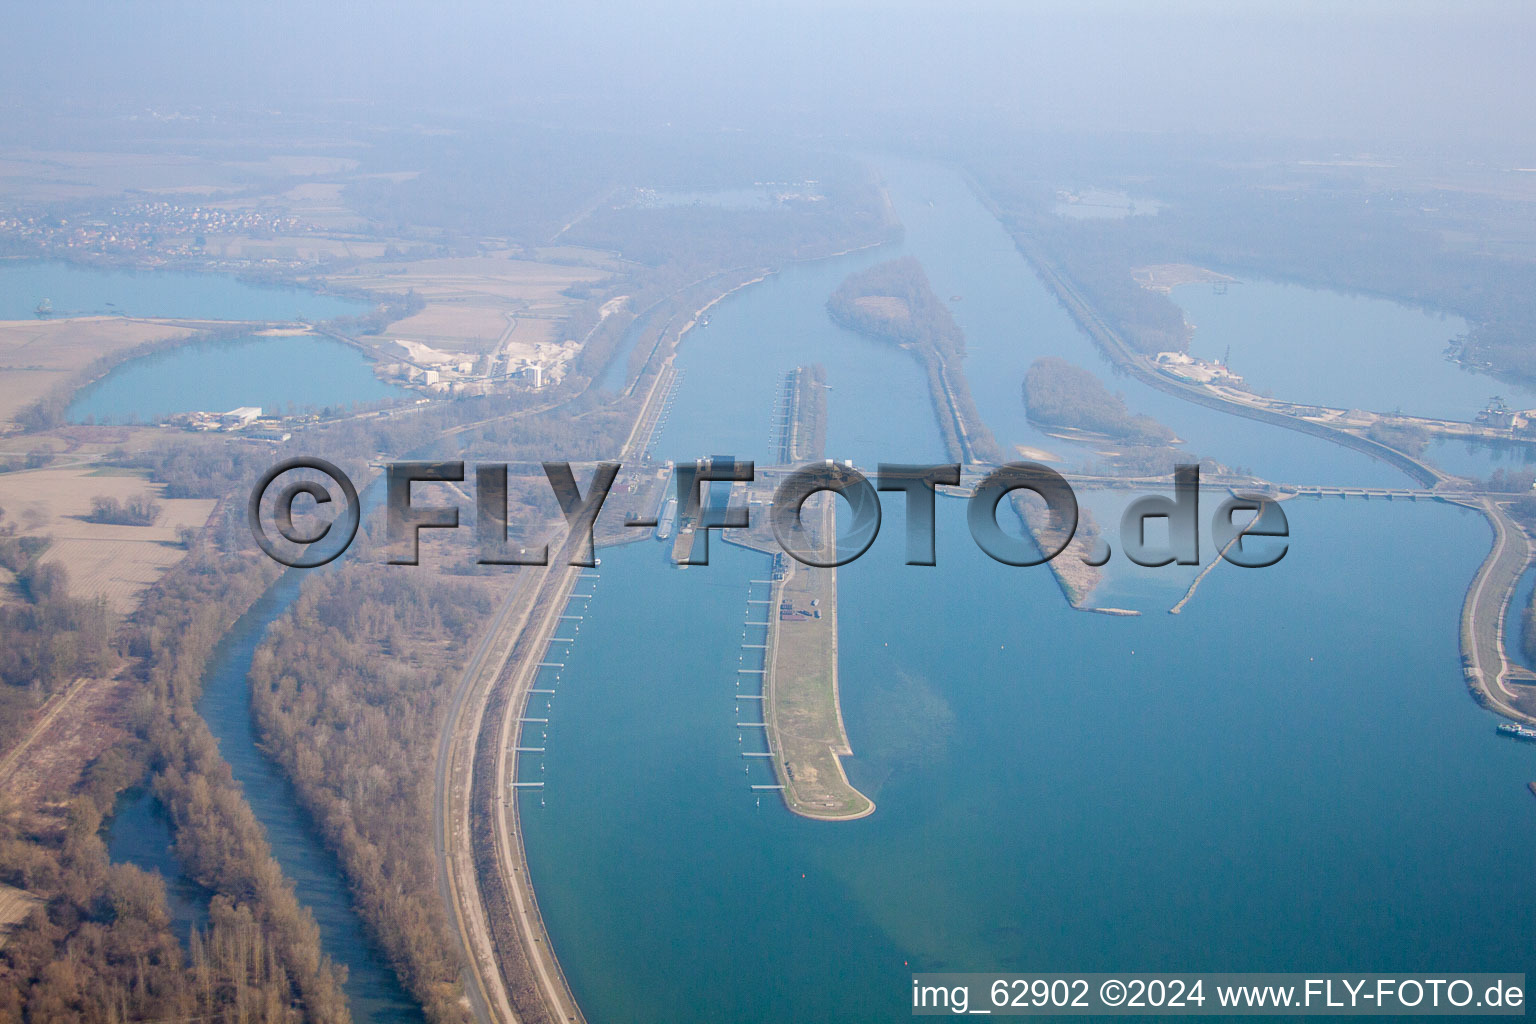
top-left (0, 260), bottom-right (368, 321)
top-left (530, 499), bottom-right (1536, 1023)
top-left (600, 300), bottom-right (673, 394)
top-left (653, 252), bottom-right (942, 467)
top-left (67, 334), bottom-right (408, 423)
top-left (522, 162), bottom-right (1536, 1023)
top-left (880, 160), bottom-right (1409, 489)
top-left (1177, 279), bottom-right (1500, 423)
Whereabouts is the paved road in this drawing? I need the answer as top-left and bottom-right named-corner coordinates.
top-left (434, 571), bottom-right (536, 1024)
top-left (485, 550), bottom-right (587, 1024)
top-left (432, 292), bottom-right (681, 1023)
top-left (1462, 497), bottom-right (1536, 723)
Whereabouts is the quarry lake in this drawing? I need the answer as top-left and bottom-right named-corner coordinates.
top-left (0, 258), bottom-right (399, 423)
top-left (0, 259), bottom-right (368, 321)
top-left (66, 332), bottom-right (408, 423)
top-left (1177, 277), bottom-right (1512, 424)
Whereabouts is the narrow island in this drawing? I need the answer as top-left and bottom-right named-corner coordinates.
top-left (827, 256), bottom-right (1003, 465)
top-left (1010, 490), bottom-right (1110, 610)
top-left (765, 519), bottom-right (872, 820)
top-left (724, 365), bottom-right (875, 820)
top-left (1018, 357), bottom-right (1202, 611)
top-left (828, 268), bottom-right (1135, 612)
top-left (1023, 355), bottom-right (1174, 445)
top-left (727, 497), bottom-right (873, 820)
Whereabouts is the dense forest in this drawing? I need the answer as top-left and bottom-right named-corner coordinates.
top-left (0, 795), bottom-right (197, 1021)
top-left (1022, 357), bottom-right (1174, 443)
top-left (826, 256), bottom-right (965, 356)
top-left (131, 537), bottom-right (351, 1021)
top-left (250, 564), bottom-right (493, 1024)
top-left (0, 119), bottom-right (903, 1023)
top-left (0, 498), bottom-right (352, 1021)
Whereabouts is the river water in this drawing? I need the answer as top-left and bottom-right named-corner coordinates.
top-left (106, 531), bottom-right (422, 1021)
top-left (105, 160), bottom-right (1536, 1024)
top-left (195, 572), bottom-right (422, 1022)
top-left (521, 161), bottom-right (1536, 1022)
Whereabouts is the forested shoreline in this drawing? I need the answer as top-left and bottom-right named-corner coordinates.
top-left (1, 494), bottom-right (351, 1020)
top-left (250, 564), bottom-right (493, 1024)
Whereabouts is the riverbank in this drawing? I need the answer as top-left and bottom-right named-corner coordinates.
top-left (1006, 219), bottom-right (1536, 722)
top-left (1010, 493), bottom-right (1106, 610)
top-left (1014, 217), bottom-right (1536, 723)
top-left (1459, 497), bottom-right (1536, 726)
top-left (510, 158), bottom-right (1536, 1024)
top-left (620, 267), bottom-right (773, 399)
top-left (445, 263), bottom-right (766, 1022)
top-left (826, 255), bottom-right (1002, 464)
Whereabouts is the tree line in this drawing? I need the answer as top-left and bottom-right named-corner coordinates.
top-left (827, 257), bottom-right (1004, 463)
top-left (250, 560), bottom-right (492, 1024)
top-left (0, 493), bottom-right (353, 1021)
top-left (0, 511), bottom-right (116, 759)
top-left (85, 495), bottom-right (161, 526)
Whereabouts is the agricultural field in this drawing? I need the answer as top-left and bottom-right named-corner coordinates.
top-left (0, 883), bottom-right (42, 950)
top-left (331, 252), bottom-right (612, 355)
top-left (0, 464), bottom-right (214, 612)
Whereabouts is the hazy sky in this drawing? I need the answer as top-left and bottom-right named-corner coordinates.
top-left (4, 1), bottom-right (1533, 149)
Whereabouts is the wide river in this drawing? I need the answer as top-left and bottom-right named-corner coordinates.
top-left (104, 164), bottom-right (1536, 1023)
top-left (520, 162), bottom-right (1536, 1022)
